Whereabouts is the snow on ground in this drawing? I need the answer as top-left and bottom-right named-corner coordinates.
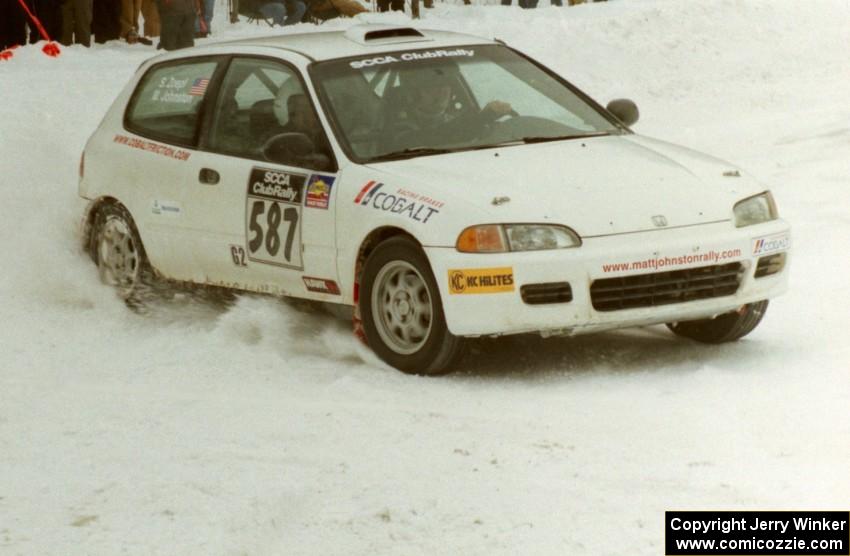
top-left (1, 1), bottom-right (849, 554)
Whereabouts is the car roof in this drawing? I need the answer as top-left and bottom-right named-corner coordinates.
top-left (205, 24), bottom-right (497, 62)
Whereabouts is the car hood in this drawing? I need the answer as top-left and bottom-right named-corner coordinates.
top-left (365, 134), bottom-right (760, 237)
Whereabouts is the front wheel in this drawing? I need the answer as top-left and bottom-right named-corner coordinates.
top-left (360, 236), bottom-right (464, 375)
top-left (667, 300), bottom-right (769, 344)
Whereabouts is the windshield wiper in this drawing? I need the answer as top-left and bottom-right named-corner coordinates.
top-left (520, 131), bottom-right (611, 144)
top-left (374, 132), bottom-right (613, 161)
top-left (376, 146), bottom-right (460, 161)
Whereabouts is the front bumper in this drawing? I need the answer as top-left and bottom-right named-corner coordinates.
top-left (426, 219), bottom-right (791, 337)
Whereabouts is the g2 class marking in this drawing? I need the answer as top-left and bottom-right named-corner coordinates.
top-left (230, 245), bottom-right (247, 267)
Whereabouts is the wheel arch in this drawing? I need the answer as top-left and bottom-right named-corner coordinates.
top-left (354, 226), bottom-right (464, 374)
top-left (83, 196), bottom-right (145, 260)
top-left (353, 226), bottom-right (422, 305)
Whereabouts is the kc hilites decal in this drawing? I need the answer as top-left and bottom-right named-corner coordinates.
top-left (303, 277), bottom-right (341, 295)
top-left (305, 174), bottom-right (335, 209)
top-left (448, 267), bottom-right (515, 294)
top-left (245, 167), bottom-right (306, 269)
top-left (354, 181), bottom-right (443, 224)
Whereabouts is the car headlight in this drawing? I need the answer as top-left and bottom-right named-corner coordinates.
top-left (456, 224), bottom-right (581, 253)
top-left (734, 191), bottom-right (778, 227)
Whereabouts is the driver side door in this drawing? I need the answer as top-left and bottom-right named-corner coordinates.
top-left (182, 55), bottom-right (340, 298)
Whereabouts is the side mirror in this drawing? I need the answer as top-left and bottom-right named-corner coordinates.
top-left (263, 132), bottom-right (315, 161)
top-left (262, 132), bottom-right (332, 171)
top-left (606, 99), bottom-right (639, 127)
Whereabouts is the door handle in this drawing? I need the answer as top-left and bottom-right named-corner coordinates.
top-left (199, 168), bottom-right (220, 185)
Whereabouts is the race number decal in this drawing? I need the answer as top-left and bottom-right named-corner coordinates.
top-left (245, 167), bottom-right (306, 269)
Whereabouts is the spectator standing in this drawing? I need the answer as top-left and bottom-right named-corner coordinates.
top-left (501, 0), bottom-right (538, 7)
top-left (376, 0), bottom-right (402, 11)
top-left (29, 0), bottom-right (63, 44)
top-left (120, 0), bottom-right (159, 43)
top-left (1, 0), bottom-right (28, 50)
top-left (61, 0), bottom-right (93, 46)
top-left (240, 0), bottom-right (304, 26)
top-left (156, 0), bottom-right (195, 50)
top-left (92, 0), bottom-right (121, 43)
top-left (195, 0), bottom-right (213, 37)
top-left (301, 0), bottom-right (363, 22)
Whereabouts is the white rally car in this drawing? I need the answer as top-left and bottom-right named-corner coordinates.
top-left (79, 24), bottom-right (790, 374)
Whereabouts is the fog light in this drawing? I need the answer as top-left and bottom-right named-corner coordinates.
top-left (754, 253), bottom-right (786, 278)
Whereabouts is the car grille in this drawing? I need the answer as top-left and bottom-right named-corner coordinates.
top-left (521, 282), bottom-right (573, 305)
top-left (590, 262), bottom-right (743, 312)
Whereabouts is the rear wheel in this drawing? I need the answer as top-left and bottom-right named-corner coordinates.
top-left (667, 300), bottom-right (769, 343)
top-left (360, 236), bottom-right (464, 375)
top-left (91, 204), bottom-right (151, 302)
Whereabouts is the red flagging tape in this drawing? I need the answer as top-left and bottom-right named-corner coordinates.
top-left (13, 0), bottom-right (61, 58)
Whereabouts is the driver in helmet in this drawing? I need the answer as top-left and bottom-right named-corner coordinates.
top-left (393, 66), bottom-right (514, 145)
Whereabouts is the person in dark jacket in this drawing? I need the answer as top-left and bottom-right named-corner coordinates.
top-left (92, 0), bottom-right (121, 43)
top-left (61, 0), bottom-right (93, 46)
top-left (156, 0), bottom-right (195, 50)
top-left (28, 0), bottom-right (63, 44)
top-left (2, 0), bottom-right (29, 50)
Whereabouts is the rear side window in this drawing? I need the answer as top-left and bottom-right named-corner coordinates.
top-left (126, 59), bottom-right (218, 146)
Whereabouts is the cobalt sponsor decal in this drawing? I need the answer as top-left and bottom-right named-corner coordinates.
top-left (354, 181), bottom-right (443, 224)
top-left (349, 49), bottom-right (475, 69)
top-left (752, 232), bottom-right (790, 256)
top-left (303, 277), bottom-right (341, 295)
top-left (305, 174), bottom-right (335, 210)
top-left (448, 267), bottom-right (515, 295)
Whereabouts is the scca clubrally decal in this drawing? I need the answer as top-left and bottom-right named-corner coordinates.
top-left (245, 167), bottom-right (306, 269)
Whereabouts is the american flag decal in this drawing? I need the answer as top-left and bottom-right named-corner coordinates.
top-left (189, 78), bottom-right (209, 96)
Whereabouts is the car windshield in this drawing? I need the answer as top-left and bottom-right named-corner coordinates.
top-left (310, 44), bottom-right (623, 162)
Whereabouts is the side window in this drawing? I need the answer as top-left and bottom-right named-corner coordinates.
top-left (126, 60), bottom-right (218, 145)
top-left (318, 70), bottom-right (383, 158)
top-left (207, 57), bottom-right (334, 171)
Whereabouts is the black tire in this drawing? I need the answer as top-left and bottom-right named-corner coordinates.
top-left (360, 236), bottom-right (465, 375)
top-left (667, 300), bottom-right (769, 344)
top-left (90, 203), bottom-right (152, 303)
